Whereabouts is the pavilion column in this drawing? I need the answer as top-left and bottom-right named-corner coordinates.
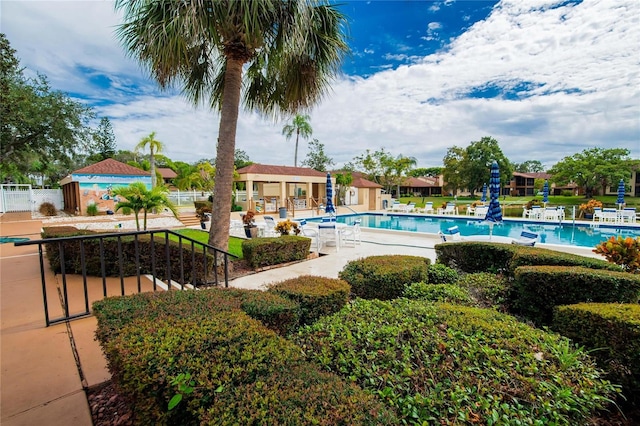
top-left (280, 181), bottom-right (287, 209)
top-left (246, 179), bottom-right (254, 209)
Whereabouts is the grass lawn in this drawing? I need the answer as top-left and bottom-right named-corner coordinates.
top-left (171, 229), bottom-right (244, 259)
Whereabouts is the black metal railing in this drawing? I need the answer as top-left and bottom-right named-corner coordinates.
top-left (15, 229), bottom-right (236, 326)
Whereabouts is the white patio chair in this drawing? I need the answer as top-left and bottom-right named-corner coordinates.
top-left (402, 202), bottom-right (416, 213)
top-left (512, 231), bottom-right (538, 246)
top-left (438, 203), bottom-right (457, 215)
top-left (474, 206), bottom-right (488, 217)
top-left (419, 202), bottom-right (434, 214)
top-left (621, 207), bottom-right (637, 224)
top-left (318, 222), bottom-right (340, 252)
top-left (386, 200), bottom-right (400, 212)
top-left (340, 219), bottom-right (361, 247)
top-left (262, 215), bottom-right (279, 237)
top-left (297, 219), bottom-right (320, 251)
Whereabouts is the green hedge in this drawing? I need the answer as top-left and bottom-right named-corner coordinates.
top-left (267, 275), bottom-right (351, 327)
top-left (552, 303), bottom-right (640, 403)
top-left (296, 299), bottom-right (619, 425)
top-left (403, 282), bottom-right (474, 305)
top-left (455, 272), bottom-right (512, 311)
top-left (435, 242), bottom-right (620, 276)
top-left (338, 255), bottom-right (430, 300)
top-left (426, 263), bottom-right (459, 284)
top-left (513, 266), bottom-right (640, 325)
top-left (93, 287), bottom-right (300, 341)
top-left (42, 228), bottom-right (217, 286)
top-left (241, 236), bottom-right (310, 268)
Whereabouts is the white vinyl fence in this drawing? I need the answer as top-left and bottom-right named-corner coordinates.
top-left (0, 185), bottom-right (63, 213)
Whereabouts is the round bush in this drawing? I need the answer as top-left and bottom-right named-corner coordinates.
top-left (456, 272), bottom-right (511, 311)
top-left (296, 299), bottom-right (620, 425)
top-left (338, 255), bottom-right (430, 300)
top-left (403, 282), bottom-right (474, 305)
top-left (427, 263), bottom-right (459, 284)
top-left (38, 201), bottom-right (57, 216)
top-left (268, 275), bottom-right (350, 326)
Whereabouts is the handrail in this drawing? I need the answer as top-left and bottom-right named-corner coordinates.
top-left (15, 229), bottom-right (236, 326)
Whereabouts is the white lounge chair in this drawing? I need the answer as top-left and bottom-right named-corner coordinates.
top-left (512, 231), bottom-right (538, 246)
top-left (419, 202), bottom-right (434, 214)
top-left (386, 200), bottom-right (400, 212)
top-left (474, 206), bottom-right (488, 218)
top-left (438, 225), bottom-right (463, 242)
top-left (297, 219), bottom-right (320, 251)
top-left (523, 205), bottom-right (543, 220)
top-left (262, 215), bottom-right (279, 237)
top-left (401, 202), bottom-right (416, 213)
top-left (437, 203), bottom-right (457, 215)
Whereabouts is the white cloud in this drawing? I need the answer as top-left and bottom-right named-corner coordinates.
top-left (2, 0), bottom-right (638, 170)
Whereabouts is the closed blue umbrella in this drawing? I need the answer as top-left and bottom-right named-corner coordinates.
top-left (481, 183), bottom-right (487, 203)
top-left (325, 173), bottom-right (336, 215)
top-left (542, 180), bottom-right (549, 206)
top-left (484, 161), bottom-right (503, 238)
top-left (616, 179), bottom-right (625, 208)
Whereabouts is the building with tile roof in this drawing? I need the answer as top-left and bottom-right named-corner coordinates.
top-left (59, 159), bottom-right (151, 215)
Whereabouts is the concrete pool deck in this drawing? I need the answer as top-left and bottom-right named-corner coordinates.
top-left (0, 210), bottom-right (607, 425)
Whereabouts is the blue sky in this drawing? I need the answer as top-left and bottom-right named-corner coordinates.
top-left (2, 0), bottom-right (639, 169)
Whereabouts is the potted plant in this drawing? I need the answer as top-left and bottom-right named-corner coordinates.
top-left (243, 210), bottom-right (258, 238)
top-left (195, 205), bottom-right (212, 229)
top-left (579, 199), bottom-right (603, 219)
top-left (275, 219), bottom-right (300, 236)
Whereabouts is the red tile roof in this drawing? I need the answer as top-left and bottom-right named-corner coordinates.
top-left (158, 167), bottom-right (177, 179)
top-left (405, 176), bottom-right (441, 187)
top-left (512, 172), bottom-right (553, 179)
top-left (73, 159), bottom-right (150, 176)
top-left (352, 176), bottom-right (382, 188)
top-left (236, 163), bottom-right (327, 177)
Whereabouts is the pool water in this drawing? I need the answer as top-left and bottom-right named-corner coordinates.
top-left (314, 214), bottom-right (640, 248)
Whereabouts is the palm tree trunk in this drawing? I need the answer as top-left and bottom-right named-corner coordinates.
top-left (294, 129), bottom-right (299, 167)
top-left (209, 58), bottom-right (243, 251)
top-left (150, 147), bottom-right (156, 188)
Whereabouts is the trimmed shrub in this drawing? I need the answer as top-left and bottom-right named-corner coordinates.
top-left (38, 201), bottom-right (57, 216)
top-left (268, 275), bottom-right (350, 326)
top-left (508, 245), bottom-right (621, 273)
top-left (338, 255), bottom-right (430, 300)
top-left (552, 303), bottom-right (640, 403)
top-left (242, 236), bottom-right (310, 268)
top-left (86, 203), bottom-right (99, 216)
top-left (403, 282), bottom-right (474, 305)
top-left (594, 236), bottom-right (640, 273)
top-left (93, 287), bottom-right (300, 342)
top-left (456, 272), bottom-right (512, 311)
top-left (513, 265), bottom-right (640, 325)
top-left (427, 262), bottom-right (459, 284)
top-left (296, 299), bottom-right (620, 425)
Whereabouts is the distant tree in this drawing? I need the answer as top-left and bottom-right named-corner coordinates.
top-left (351, 148), bottom-right (415, 195)
top-left (442, 146), bottom-right (467, 196)
top-left (282, 114), bottom-right (313, 167)
top-left (190, 162), bottom-right (216, 197)
top-left (301, 139), bottom-right (335, 172)
top-left (391, 155), bottom-right (417, 196)
top-left (463, 137), bottom-right (512, 196)
top-left (234, 150), bottom-right (253, 169)
top-left (88, 117), bottom-right (116, 162)
top-left (409, 167), bottom-right (442, 177)
top-left (549, 148), bottom-right (637, 198)
top-left (0, 34), bottom-right (94, 184)
top-left (334, 171), bottom-right (353, 206)
top-left (112, 150), bottom-right (138, 164)
top-left (513, 160), bottom-right (545, 173)
top-left (115, 1), bottom-right (348, 252)
top-left (135, 132), bottom-right (164, 188)
top-left (172, 162), bottom-right (198, 190)
top-left (112, 182), bottom-right (177, 231)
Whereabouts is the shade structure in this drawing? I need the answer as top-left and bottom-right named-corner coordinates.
top-left (484, 161), bottom-right (503, 238)
top-left (542, 180), bottom-right (549, 206)
top-left (325, 173), bottom-right (336, 215)
top-left (481, 183), bottom-right (487, 203)
top-left (616, 179), bottom-right (625, 208)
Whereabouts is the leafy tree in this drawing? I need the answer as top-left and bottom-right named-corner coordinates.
top-left (282, 114), bottom-right (313, 167)
top-left (112, 182), bottom-right (177, 231)
top-left (234, 149), bottom-right (253, 169)
top-left (88, 117), bottom-right (117, 162)
top-left (409, 167), bottom-right (442, 177)
top-left (172, 162), bottom-right (198, 190)
top-left (334, 171), bottom-right (353, 206)
top-left (513, 160), bottom-right (545, 173)
top-left (112, 150), bottom-right (138, 164)
top-left (442, 146), bottom-right (466, 196)
top-left (135, 132), bottom-right (164, 188)
top-left (0, 34), bottom-right (95, 184)
top-left (115, 0), bottom-right (348, 252)
top-left (300, 139), bottom-right (335, 171)
top-left (549, 148), bottom-right (637, 198)
top-left (190, 162), bottom-right (216, 197)
top-left (392, 155), bottom-right (417, 196)
top-left (351, 148), bottom-right (415, 195)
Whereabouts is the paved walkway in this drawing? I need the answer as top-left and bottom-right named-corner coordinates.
top-left (0, 211), bottom-right (603, 424)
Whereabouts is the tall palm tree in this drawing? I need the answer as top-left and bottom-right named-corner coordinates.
top-left (135, 132), bottom-right (164, 188)
top-left (112, 182), bottom-right (177, 231)
top-left (282, 114), bottom-right (312, 167)
top-left (115, 0), bottom-right (348, 251)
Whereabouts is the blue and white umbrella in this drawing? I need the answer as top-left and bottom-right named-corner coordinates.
top-left (484, 161), bottom-right (503, 238)
top-left (325, 173), bottom-right (336, 215)
top-left (542, 180), bottom-right (549, 206)
top-left (616, 179), bottom-right (626, 208)
top-left (481, 183), bottom-right (487, 203)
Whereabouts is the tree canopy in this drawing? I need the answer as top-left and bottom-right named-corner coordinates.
top-left (548, 147), bottom-right (638, 197)
top-left (282, 114), bottom-right (312, 167)
top-left (300, 139), bottom-right (334, 172)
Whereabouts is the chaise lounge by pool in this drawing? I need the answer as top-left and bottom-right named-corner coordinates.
top-left (308, 213), bottom-right (640, 249)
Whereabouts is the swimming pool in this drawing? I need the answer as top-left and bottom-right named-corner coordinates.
top-left (310, 214), bottom-right (640, 248)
